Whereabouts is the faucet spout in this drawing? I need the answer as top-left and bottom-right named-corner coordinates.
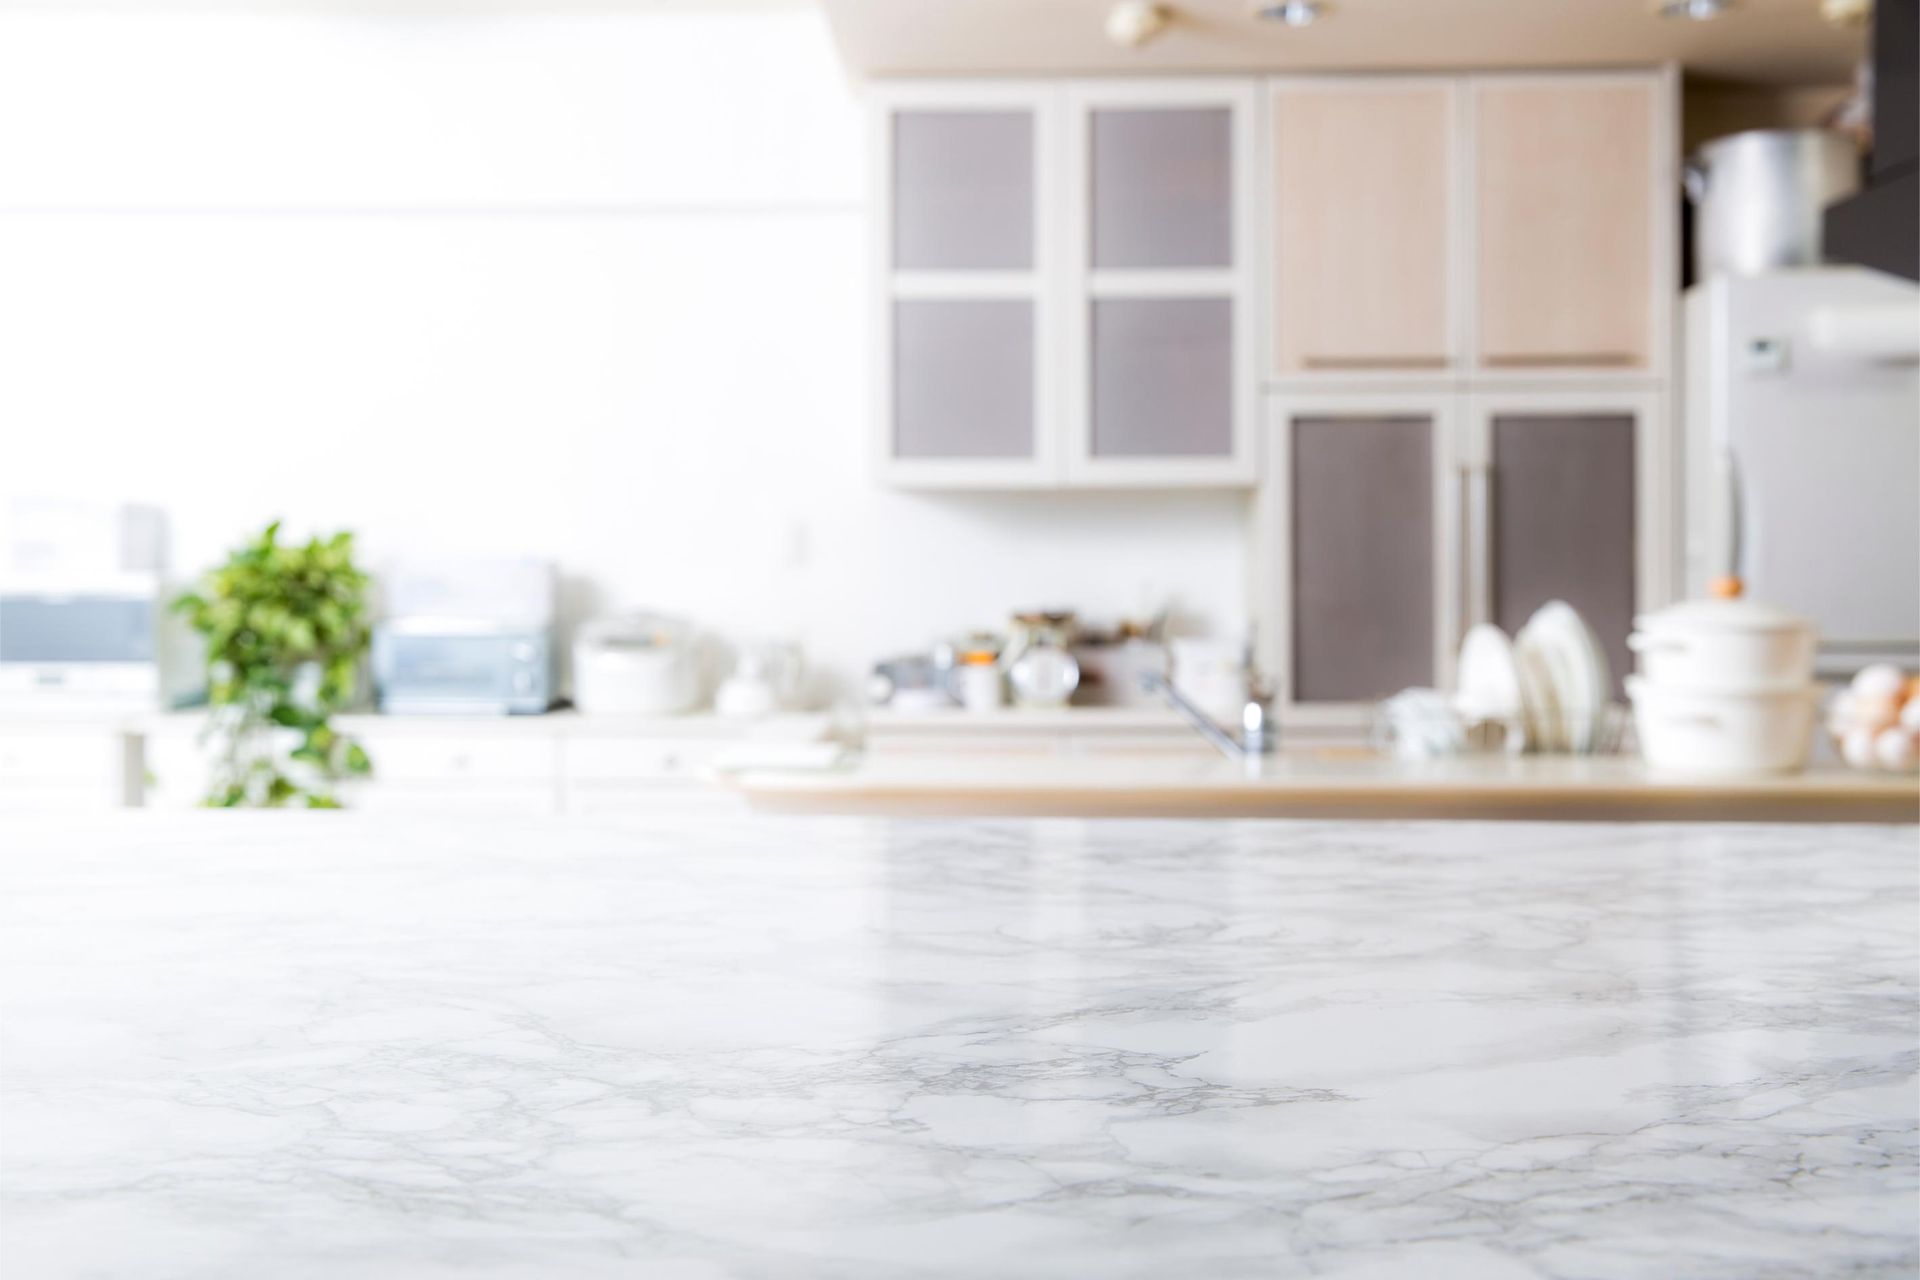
top-left (1141, 672), bottom-right (1277, 759)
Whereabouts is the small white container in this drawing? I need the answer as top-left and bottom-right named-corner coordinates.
top-left (1626, 675), bottom-right (1819, 774)
top-left (954, 659), bottom-right (1005, 713)
top-left (1627, 598), bottom-right (1815, 690)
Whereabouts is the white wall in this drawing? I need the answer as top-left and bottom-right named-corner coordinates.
top-left (0, 8), bottom-right (1250, 698)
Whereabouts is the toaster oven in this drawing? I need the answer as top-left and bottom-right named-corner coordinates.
top-left (372, 624), bottom-right (554, 716)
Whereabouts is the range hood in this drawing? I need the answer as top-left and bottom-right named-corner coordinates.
top-left (1824, 0), bottom-right (1918, 281)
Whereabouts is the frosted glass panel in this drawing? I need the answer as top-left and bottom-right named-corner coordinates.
top-left (893, 299), bottom-right (1033, 459)
top-left (1089, 298), bottom-right (1232, 458)
top-left (1492, 414), bottom-right (1636, 695)
top-left (1089, 107), bottom-right (1232, 270)
top-left (892, 110), bottom-right (1033, 271)
top-left (1291, 417), bottom-right (1435, 703)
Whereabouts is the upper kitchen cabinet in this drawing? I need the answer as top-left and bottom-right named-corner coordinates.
top-left (1269, 78), bottom-right (1459, 381)
top-left (871, 83), bottom-right (1060, 488)
top-left (1469, 72), bottom-right (1674, 379)
top-left (1064, 81), bottom-right (1258, 486)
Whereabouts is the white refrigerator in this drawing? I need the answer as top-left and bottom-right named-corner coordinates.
top-left (1684, 266), bottom-right (1920, 675)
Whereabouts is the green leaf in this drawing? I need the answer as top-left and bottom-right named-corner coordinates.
top-left (344, 742), bottom-right (372, 776)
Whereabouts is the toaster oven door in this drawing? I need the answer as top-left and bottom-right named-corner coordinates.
top-left (0, 595), bottom-right (156, 664)
top-left (373, 631), bottom-right (550, 714)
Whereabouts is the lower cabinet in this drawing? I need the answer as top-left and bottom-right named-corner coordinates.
top-left (1259, 394), bottom-right (1461, 733)
top-left (0, 726), bottom-right (138, 810)
top-left (135, 715), bottom-right (822, 813)
top-left (1464, 391), bottom-right (1668, 697)
top-left (1259, 388), bottom-right (1669, 732)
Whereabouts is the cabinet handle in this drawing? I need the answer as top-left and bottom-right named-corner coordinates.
top-left (1301, 355), bottom-right (1451, 370)
top-left (1461, 464), bottom-right (1493, 631)
top-left (1481, 352), bottom-right (1639, 368)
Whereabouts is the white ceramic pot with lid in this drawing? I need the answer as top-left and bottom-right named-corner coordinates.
top-left (1625, 676), bottom-right (1820, 774)
top-left (1627, 597), bottom-right (1816, 690)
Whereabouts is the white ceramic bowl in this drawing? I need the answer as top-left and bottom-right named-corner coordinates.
top-left (1628, 599), bottom-right (1816, 690)
top-left (1627, 675), bottom-right (1818, 775)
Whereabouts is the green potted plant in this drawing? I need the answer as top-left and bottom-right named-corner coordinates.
top-left (173, 521), bottom-right (373, 807)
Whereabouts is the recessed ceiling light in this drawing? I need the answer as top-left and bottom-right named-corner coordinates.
top-left (1656, 0), bottom-right (1730, 19)
top-left (1254, 0), bottom-right (1323, 27)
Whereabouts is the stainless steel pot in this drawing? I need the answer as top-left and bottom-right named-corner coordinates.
top-left (1684, 129), bottom-right (1860, 280)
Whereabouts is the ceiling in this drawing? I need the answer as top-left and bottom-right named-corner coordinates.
top-left (820, 0), bottom-right (1864, 86)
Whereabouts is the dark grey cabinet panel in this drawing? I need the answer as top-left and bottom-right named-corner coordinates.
top-left (892, 110), bottom-right (1034, 271)
top-left (1089, 107), bottom-right (1233, 270)
top-left (1491, 414), bottom-right (1636, 693)
top-left (1090, 298), bottom-right (1233, 458)
top-left (1291, 417), bottom-right (1436, 702)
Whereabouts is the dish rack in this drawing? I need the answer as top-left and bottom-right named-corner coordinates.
top-left (1372, 694), bottom-right (1636, 761)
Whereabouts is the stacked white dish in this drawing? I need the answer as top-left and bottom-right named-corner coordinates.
top-left (1452, 602), bottom-right (1612, 754)
top-left (1625, 594), bottom-right (1819, 774)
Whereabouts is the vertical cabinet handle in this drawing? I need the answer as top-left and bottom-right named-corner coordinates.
top-left (1460, 464), bottom-right (1493, 632)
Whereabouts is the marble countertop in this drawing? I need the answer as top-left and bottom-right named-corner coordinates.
top-left (2, 814), bottom-right (1915, 1279)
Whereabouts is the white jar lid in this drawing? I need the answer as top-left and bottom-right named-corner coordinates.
top-left (1634, 597), bottom-right (1813, 636)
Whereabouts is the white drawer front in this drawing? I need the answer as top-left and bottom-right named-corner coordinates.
top-left (361, 735), bottom-right (557, 783)
top-left (348, 784), bottom-right (557, 815)
top-left (0, 783), bottom-right (122, 811)
top-left (0, 731), bottom-right (122, 781)
top-left (564, 785), bottom-right (742, 817)
top-left (562, 737), bottom-right (718, 782)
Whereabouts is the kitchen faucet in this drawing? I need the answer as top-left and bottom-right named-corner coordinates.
top-left (1140, 672), bottom-right (1277, 760)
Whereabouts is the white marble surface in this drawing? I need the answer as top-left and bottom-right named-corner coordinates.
top-left (1, 815), bottom-right (1915, 1279)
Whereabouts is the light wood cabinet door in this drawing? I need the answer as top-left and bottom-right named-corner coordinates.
top-left (1270, 80), bottom-right (1455, 377)
top-left (1472, 77), bottom-right (1659, 374)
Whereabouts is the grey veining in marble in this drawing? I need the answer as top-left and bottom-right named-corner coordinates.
top-left (1, 815), bottom-right (1915, 1279)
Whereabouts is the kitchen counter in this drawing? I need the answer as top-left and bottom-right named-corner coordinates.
top-left (2, 814), bottom-right (1914, 1278)
top-left (737, 751), bottom-right (1920, 822)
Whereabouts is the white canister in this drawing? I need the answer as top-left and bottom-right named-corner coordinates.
top-left (1628, 598), bottom-right (1816, 690)
top-left (954, 655), bottom-right (1005, 713)
top-left (1626, 676), bottom-right (1819, 775)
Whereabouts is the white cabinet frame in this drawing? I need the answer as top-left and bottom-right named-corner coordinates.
top-left (1460, 387), bottom-right (1674, 632)
top-left (870, 81), bottom-right (1063, 489)
top-left (1254, 390), bottom-right (1464, 734)
top-left (1263, 74), bottom-right (1467, 389)
top-left (1062, 79), bottom-right (1260, 487)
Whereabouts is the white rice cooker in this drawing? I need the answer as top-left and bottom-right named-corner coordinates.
top-left (572, 613), bottom-right (703, 715)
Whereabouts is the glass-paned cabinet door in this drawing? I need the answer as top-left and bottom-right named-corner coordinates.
top-left (1065, 80), bottom-right (1257, 487)
top-left (873, 84), bottom-right (1058, 488)
top-left (1462, 391), bottom-right (1670, 696)
top-left (1257, 394), bottom-right (1462, 732)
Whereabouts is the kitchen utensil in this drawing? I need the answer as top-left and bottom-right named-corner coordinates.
top-left (953, 650), bottom-right (1005, 713)
top-left (1628, 598), bottom-right (1817, 690)
top-left (1008, 642), bottom-right (1079, 709)
top-left (1684, 129), bottom-right (1860, 279)
top-left (572, 613), bottom-right (700, 716)
top-left (1627, 675), bottom-right (1818, 774)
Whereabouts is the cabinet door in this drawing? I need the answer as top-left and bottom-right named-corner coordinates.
top-left (1270, 79), bottom-right (1457, 378)
top-left (1464, 392), bottom-right (1668, 696)
top-left (874, 85), bottom-right (1059, 488)
top-left (1065, 81), bottom-right (1257, 487)
top-left (1259, 394), bottom-right (1460, 729)
top-left (1471, 76), bottom-right (1662, 375)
